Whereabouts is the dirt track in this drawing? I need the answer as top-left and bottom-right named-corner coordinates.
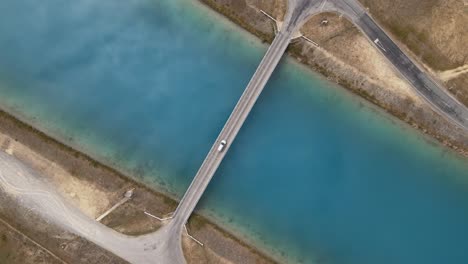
top-left (0, 109), bottom-right (276, 263)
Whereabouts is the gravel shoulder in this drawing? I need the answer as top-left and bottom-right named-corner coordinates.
top-left (0, 109), bottom-right (276, 263)
top-left (0, 1), bottom-right (467, 263)
top-left (201, 0), bottom-right (468, 156)
top-left (357, 0), bottom-right (468, 107)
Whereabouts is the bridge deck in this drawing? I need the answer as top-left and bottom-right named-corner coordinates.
top-left (149, 1), bottom-right (468, 263)
top-left (172, 30), bottom-right (293, 229)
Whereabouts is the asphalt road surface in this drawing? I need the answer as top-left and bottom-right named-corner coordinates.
top-left (1, 1), bottom-right (466, 264)
top-left (320, 0), bottom-right (468, 130)
top-left (0, 151), bottom-right (165, 263)
top-left (153, 0), bottom-right (468, 263)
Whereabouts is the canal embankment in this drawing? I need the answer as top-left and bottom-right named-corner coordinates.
top-left (0, 109), bottom-right (278, 263)
top-left (1, 0), bottom-right (468, 263)
top-left (198, 0), bottom-right (468, 156)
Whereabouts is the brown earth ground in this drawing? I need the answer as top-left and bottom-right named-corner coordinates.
top-left (0, 109), bottom-right (276, 263)
top-left (359, 0), bottom-right (468, 106)
top-left (252, 0), bottom-right (468, 106)
top-left (201, 0), bottom-right (468, 156)
top-left (0, 218), bottom-right (65, 264)
top-left (1, 1), bottom-right (467, 264)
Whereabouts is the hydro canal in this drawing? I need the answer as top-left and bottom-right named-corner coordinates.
top-left (0, 0), bottom-right (467, 263)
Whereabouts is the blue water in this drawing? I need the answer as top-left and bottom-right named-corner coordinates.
top-left (0, 0), bottom-right (467, 263)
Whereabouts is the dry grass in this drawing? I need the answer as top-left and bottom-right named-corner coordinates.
top-left (359, 0), bottom-right (468, 71)
top-left (300, 12), bottom-right (421, 102)
top-left (246, 0), bottom-right (286, 20)
top-left (0, 219), bottom-right (64, 264)
top-left (358, 0), bottom-right (468, 106)
top-left (447, 75), bottom-right (468, 106)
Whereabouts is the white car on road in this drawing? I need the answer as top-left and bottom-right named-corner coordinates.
top-left (217, 140), bottom-right (227, 152)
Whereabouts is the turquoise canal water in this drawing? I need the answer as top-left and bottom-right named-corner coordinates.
top-left (1, 0), bottom-right (468, 263)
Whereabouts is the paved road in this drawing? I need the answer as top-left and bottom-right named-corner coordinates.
top-left (2, 1), bottom-right (466, 264)
top-left (0, 3), bottom-right (307, 262)
top-left (156, 1), bottom-right (325, 263)
top-left (172, 23), bottom-right (291, 229)
top-left (0, 150), bottom-right (196, 263)
top-left (163, 11), bottom-right (297, 264)
top-left (317, 0), bottom-right (468, 130)
top-left (156, 0), bottom-right (468, 263)
top-left (0, 151), bottom-right (162, 263)
top-left (0, 2), bottom-right (317, 264)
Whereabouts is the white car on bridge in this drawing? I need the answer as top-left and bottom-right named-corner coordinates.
top-left (217, 140), bottom-right (227, 152)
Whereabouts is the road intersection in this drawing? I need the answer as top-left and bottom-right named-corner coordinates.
top-left (0, 1), bottom-right (467, 264)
